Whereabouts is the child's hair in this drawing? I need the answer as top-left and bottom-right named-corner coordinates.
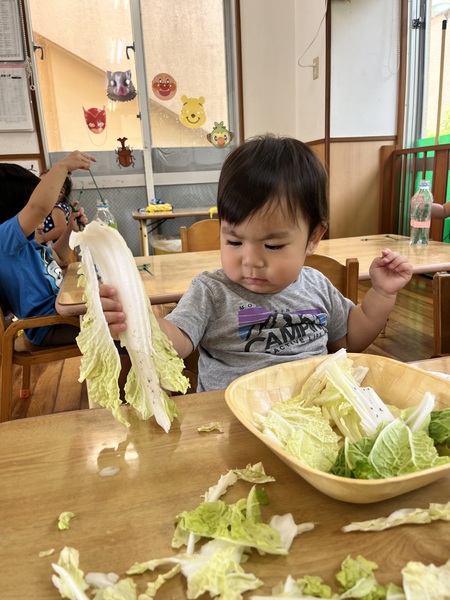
top-left (0, 164), bottom-right (41, 224)
top-left (217, 134), bottom-right (329, 238)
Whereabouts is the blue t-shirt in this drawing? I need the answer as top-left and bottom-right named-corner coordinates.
top-left (0, 215), bottom-right (63, 344)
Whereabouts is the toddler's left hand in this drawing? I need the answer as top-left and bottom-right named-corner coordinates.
top-left (69, 204), bottom-right (88, 231)
top-left (369, 248), bottom-right (413, 295)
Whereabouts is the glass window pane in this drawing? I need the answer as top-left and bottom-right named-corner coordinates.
top-left (140, 0), bottom-right (230, 149)
top-left (28, 0), bottom-right (143, 153)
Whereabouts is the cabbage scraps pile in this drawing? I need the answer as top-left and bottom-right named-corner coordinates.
top-left (70, 221), bottom-right (189, 431)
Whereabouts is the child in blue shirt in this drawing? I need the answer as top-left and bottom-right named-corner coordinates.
top-left (0, 151), bottom-right (95, 345)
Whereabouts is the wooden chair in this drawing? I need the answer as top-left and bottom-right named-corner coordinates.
top-left (180, 218), bottom-right (220, 252)
top-left (433, 271), bottom-right (450, 356)
top-left (305, 254), bottom-right (359, 304)
top-left (0, 306), bottom-right (81, 422)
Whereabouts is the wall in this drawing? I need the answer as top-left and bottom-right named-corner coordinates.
top-left (240, 0), bottom-right (326, 141)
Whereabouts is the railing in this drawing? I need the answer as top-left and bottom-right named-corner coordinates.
top-left (379, 142), bottom-right (450, 242)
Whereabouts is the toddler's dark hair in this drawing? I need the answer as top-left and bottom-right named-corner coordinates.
top-left (217, 134), bottom-right (328, 238)
top-left (0, 164), bottom-right (40, 224)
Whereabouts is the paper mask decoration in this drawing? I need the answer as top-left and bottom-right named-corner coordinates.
top-left (106, 70), bottom-right (137, 102)
top-left (207, 121), bottom-right (234, 148)
top-left (152, 72), bottom-right (177, 101)
top-left (115, 137), bottom-right (135, 168)
top-left (83, 106), bottom-right (106, 134)
top-left (179, 95), bottom-right (206, 129)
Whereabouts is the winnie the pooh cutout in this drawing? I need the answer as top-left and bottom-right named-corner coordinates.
top-left (179, 95), bottom-right (206, 129)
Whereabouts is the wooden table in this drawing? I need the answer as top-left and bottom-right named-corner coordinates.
top-left (132, 207), bottom-right (216, 255)
top-left (317, 234), bottom-right (450, 279)
top-left (57, 252), bottom-right (222, 307)
top-left (58, 234), bottom-right (450, 309)
top-left (1, 356), bottom-right (449, 598)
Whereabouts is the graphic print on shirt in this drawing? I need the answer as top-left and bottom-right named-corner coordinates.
top-left (238, 305), bottom-right (327, 354)
top-left (36, 245), bottom-right (64, 292)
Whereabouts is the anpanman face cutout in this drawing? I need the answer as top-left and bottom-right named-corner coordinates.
top-left (152, 72), bottom-right (177, 101)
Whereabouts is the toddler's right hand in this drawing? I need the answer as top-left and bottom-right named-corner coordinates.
top-left (99, 284), bottom-right (126, 339)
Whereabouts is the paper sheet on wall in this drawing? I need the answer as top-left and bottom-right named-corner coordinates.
top-left (0, 65), bottom-right (33, 131)
top-left (0, 0), bottom-right (24, 61)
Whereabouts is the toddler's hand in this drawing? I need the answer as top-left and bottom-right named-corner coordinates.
top-left (68, 206), bottom-right (88, 231)
top-left (369, 248), bottom-right (413, 296)
top-left (99, 285), bottom-right (126, 339)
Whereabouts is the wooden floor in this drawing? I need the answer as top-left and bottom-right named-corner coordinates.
top-left (4, 275), bottom-right (434, 421)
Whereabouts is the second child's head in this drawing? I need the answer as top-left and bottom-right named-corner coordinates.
top-left (217, 135), bottom-right (328, 294)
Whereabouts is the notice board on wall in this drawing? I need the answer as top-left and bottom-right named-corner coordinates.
top-left (0, 0), bottom-right (25, 61)
top-left (0, 0), bottom-right (34, 132)
top-left (0, 64), bottom-right (34, 131)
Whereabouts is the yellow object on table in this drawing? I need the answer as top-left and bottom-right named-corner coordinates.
top-left (209, 206), bottom-right (217, 218)
top-left (145, 203), bottom-right (173, 213)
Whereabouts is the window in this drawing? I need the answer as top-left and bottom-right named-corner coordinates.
top-left (404, 0), bottom-right (450, 146)
top-left (26, 0), bottom-right (241, 191)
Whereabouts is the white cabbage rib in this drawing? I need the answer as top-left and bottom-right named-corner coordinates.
top-left (70, 221), bottom-right (189, 431)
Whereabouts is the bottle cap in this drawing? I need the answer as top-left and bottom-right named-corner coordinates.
top-left (96, 201), bottom-right (110, 209)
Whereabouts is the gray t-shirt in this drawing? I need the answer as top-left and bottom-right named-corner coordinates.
top-left (166, 268), bottom-right (354, 392)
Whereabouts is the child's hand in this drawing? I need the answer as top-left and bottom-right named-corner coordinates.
top-left (68, 206), bottom-right (88, 232)
top-left (369, 248), bottom-right (413, 296)
top-left (99, 285), bottom-right (126, 339)
top-left (61, 151), bottom-right (96, 174)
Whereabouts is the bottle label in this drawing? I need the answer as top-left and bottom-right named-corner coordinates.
top-left (410, 219), bottom-right (430, 228)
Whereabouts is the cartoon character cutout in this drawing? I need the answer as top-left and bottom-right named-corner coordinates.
top-left (106, 70), bottom-right (137, 102)
top-left (115, 137), bottom-right (135, 168)
top-left (207, 121), bottom-right (234, 148)
top-left (152, 72), bottom-right (177, 101)
top-left (83, 107), bottom-right (106, 134)
top-left (179, 95), bottom-right (206, 129)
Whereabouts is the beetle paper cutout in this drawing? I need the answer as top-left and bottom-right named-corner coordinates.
top-left (152, 72), bottom-right (177, 101)
top-left (83, 106), bottom-right (106, 134)
top-left (106, 70), bottom-right (137, 102)
top-left (115, 137), bottom-right (135, 168)
top-left (207, 121), bottom-right (234, 148)
top-left (179, 95), bottom-right (206, 129)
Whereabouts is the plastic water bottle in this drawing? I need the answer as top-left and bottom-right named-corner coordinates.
top-left (95, 202), bottom-right (118, 230)
top-left (410, 180), bottom-right (433, 245)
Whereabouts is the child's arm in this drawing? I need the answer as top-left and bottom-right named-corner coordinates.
top-left (431, 202), bottom-right (450, 220)
top-left (58, 285), bottom-right (195, 358)
top-left (35, 205), bottom-right (68, 244)
top-left (18, 151), bottom-right (95, 237)
top-left (328, 249), bottom-right (413, 353)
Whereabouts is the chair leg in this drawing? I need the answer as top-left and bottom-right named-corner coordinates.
top-left (0, 351), bottom-right (13, 422)
top-left (20, 364), bottom-right (31, 399)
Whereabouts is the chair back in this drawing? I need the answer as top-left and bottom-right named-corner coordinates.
top-left (180, 219), bottom-right (220, 252)
top-left (433, 271), bottom-right (450, 356)
top-left (305, 254), bottom-right (359, 304)
top-left (0, 306), bottom-right (81, 422)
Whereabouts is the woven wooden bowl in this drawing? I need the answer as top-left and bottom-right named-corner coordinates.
top-left (225, 354), bottom-right (450, 503)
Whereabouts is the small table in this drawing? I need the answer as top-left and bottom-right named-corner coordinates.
top-left (132, 207), bottom-right (216, 255)
top-left (1, 356), bottom-right (449, 598)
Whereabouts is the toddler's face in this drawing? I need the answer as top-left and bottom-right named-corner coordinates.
top-left (220, 200), bottom-right (325, 294)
